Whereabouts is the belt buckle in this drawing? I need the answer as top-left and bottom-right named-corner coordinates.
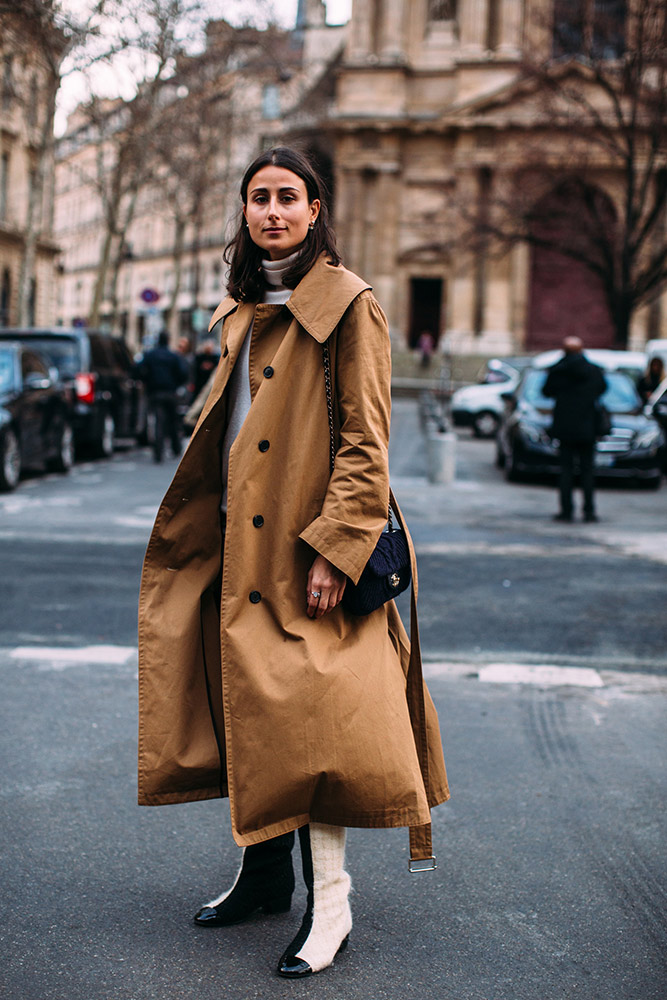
top-left (408, 856), bottom-right (437, 873)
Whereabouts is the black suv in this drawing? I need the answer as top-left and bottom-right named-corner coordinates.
top-left (0, 328), bottom-right (146, 456)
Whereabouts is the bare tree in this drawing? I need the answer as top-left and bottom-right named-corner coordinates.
top-left (458, 0), bottom-right (667, 348)
top-left (75, 0), bottom-right (208, 328)
top-left (146, 14), bottom-right (292, 341)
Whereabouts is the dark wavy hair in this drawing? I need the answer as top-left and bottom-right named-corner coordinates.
top-left (224, 147), bottom-right (341, 302)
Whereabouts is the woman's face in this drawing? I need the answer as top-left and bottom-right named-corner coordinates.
top-left (244, 165), bottom-right (320, 260)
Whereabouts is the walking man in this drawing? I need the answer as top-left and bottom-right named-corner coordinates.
top-left (543, 337), bottom-right (607, 523)
top-left (138, 331), bottom-right (188, 463)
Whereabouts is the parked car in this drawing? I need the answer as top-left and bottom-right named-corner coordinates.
top-left (0, 328), bottom-right (147, 457)
top-left (450, 356), bottom-right (534, 438)
top-left (496, 368), bottom-right (665, 487)
top-left (531, 348), bottom-right (647, 380)
top-left (0, 342), bottom-right (74, 491)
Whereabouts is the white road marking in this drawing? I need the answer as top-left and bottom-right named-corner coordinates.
top-left (478, 663), bottom-right (603, 687)
top-left (114, 515), bottom-right (155, 528)
top-left (424, 660), bottom-right (604, 687)
top-left (415, 542), bottom-right (599, 557)
top-left (9, 645), bottom-right (136, 665)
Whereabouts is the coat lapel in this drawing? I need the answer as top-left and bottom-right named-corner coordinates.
top-left (286, 256), bottom-right (371, 342)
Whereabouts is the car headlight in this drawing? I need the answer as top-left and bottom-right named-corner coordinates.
top-left (633, 427), bottom-right (662, 450)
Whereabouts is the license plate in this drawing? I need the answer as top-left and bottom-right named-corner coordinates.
top-left (595, 453), bottom-right (615, 467)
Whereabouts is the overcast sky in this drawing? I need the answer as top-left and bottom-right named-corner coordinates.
top-left (55, 0), bottom-right (352, 133)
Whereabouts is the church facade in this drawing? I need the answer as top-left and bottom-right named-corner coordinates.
top-left (318, 0), bottom-right (666, 354)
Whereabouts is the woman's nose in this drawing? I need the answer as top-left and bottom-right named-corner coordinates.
top-left (267, 198), bottom-right (280, 218)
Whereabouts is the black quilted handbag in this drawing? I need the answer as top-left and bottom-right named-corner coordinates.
top-left (322, 340), bottom-right (411, 616)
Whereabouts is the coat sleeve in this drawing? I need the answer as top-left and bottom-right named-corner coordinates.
top-left (298, 291), bottom-right (391, 584)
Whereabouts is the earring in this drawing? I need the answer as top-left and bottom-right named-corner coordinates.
top-left (309, 221), bottom-right (315, 230)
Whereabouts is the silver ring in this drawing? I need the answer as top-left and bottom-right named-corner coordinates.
top-left (311, 591), bottom-right (321, 599)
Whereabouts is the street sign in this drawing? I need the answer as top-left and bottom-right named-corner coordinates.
top-left (140, 288), bottom-right (160, 304)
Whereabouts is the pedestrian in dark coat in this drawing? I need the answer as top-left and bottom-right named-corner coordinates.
top-left (137, 330), bottom-right (188, 462)
top-left (543, 336), bottom-right (607, 522)
top-left (637, 357), bottom-right (665, 403)
top-left (138, 147), bottom-right (448, 979)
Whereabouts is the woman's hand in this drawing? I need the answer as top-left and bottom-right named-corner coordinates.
top-left (306, 555), bottom-right (347, 619)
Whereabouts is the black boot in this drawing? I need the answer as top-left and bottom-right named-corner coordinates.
top-left (194, 831), bottom-right (295, 926)
top-left (277, 824), bottom-right (351, 978)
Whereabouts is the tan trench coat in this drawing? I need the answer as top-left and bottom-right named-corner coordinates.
top-left (138, 256), bottom-right (449, 855)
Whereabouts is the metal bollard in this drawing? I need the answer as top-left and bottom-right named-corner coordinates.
top-left (426, 429), bottom-right (456, 484)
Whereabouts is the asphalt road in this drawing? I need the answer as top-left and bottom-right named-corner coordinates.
top-left (1, 401), bottom-right (666, 1000)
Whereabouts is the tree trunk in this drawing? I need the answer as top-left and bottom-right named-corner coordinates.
top-left (611, 295), bottom-right (632, 349)
top-left (107, 188), bottom-right (139, 330)
top-left (17, 71), bottom-right (59, 325)
top-left (89, 225), bottom-right (115, 328)
top-left (168, 216), bottom-right (185, 343)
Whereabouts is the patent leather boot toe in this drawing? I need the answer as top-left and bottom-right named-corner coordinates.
top-left (278, 936), bottom-right (349, 979)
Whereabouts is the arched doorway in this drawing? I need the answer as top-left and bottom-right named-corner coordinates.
top-left (526, 181), bottom-right (616, 350)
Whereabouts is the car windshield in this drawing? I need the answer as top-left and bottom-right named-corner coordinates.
top-left (13, 337), bottom-right (80, 376)
top-left (521, 370), bottom-right (641, 414)
top-left (0, 350), bottom-right (14, 392)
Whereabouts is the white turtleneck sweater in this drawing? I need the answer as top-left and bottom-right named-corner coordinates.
top-left (220, 252), bottom-right (297, 514)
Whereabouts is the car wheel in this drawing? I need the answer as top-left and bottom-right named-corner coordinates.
top-left (49, 422), bottom-right (75, 473)
top-left (0, 428), bottom-right (21, 492)
top-left (96, 412), bottom-right (116, 458)
top-left (639, 475), bottom-right (661, 491)
top-left (472, 410), bottom-right (500, 439)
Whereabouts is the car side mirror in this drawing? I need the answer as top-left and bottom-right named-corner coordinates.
top-left (24, 372), bottom-right (51, 390)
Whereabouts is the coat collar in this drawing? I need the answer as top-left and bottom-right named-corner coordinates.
top-left (207, 256), bottom-right (371, 342)
top-left (286, 256), bottom-right (371, 343)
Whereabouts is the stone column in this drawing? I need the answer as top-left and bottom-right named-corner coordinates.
top-left (380, 0), bottom-right (406, 60)
top-left (347, 0), bottom-right (373, 60)
top-left (459, 0), bottom-right (489, 51)
top-left (497, 0), bottom-right (523, 53)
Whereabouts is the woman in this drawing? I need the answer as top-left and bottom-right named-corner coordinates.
top-left (637, 356), bottom-right (665, 403)
top-left (138, 147), bottom-right (449, 978)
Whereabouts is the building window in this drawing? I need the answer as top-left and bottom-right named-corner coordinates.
top-left (27, 74), bottom-right (39, 128)
top-left (429, 0), bottom-right (457, 20)
top-left (2, 55), bottom-right (13, 110)
top-left (553, 0), bottom-right (626, 59)
top-left (262, 84), bottom-right (280, 120)
top-left (0, 152), bottom-right (9, 222)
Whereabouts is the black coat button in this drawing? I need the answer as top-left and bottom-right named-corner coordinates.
top-left (249, 591), bottom-right (262, 604)
top-left (253, 515), bottom-right (264, 527)
top-left (258, 439), bottom-right (270, 452)
top-left (263, 365), bottom-right (274, 378)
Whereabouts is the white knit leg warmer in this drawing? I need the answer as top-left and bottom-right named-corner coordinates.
top-left (296, 823), bottom-right (352, 973)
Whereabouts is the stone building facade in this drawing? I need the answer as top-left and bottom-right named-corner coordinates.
top-left (0, 11), bottom-right (63, 327)
top-left (324, 0), bottom-right (666, 354)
